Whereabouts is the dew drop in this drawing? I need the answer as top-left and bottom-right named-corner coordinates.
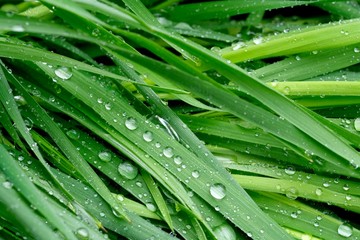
top-left (192, 170), bottom-right (200, 178)
top-left (98, 151), bottom-right (112, 162)
top-left (125, 117), bottom-right (137, 130)
top-left (2, 181), bottom-right (13, 189)
top-left (285, 187), bottom-right (298, 200)
top-left (11, 25), bottom-right (25, 32)
top-left (354, 118), bottom-right (360, 131)
top-left (54, 67), bottom-right (72, 80)
top-left (285, 166), bottom-right (295, 175)
top-left (315, 188), bottom-right (323, 196)
top-left (163, 147), bottom-right (174, 158)
top-left (210, 183), bottom-right (226, 200)
top-left (145, 203), bottom-right (157, 212)
top-left (354, 47), bottom-right (360, 53)
top-left (118, 161), bottom-right (138, 180)
top-left (174, 156), bottom-right (183, 165)
top-left (66, 129), bottom-right (80, 140)
top-left (75, 227), bottom-right (89, 240)
top-left (213, 224), bottom-right (236, 240)
top-left (337, 224), bottom-right (353, 238)
top-left (142, 131), bottom-right (153, 142)
top-left (343, 184), bottom-right (350, 191)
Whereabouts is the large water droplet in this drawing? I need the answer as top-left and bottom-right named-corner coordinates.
top-left (315, 188), bottom-right (323, 196)
top-left (210, 183), bottom-right (226, 200)
top-left (125, 117), bottom-right (137, 130)
top-left (75, 227), bottom-right (89, 240)
top-left (55, 67), bottom-right (72, 80)
top-left (98, 151), bottom-right (112, 162)
top-left (2, 181), bottom-right (13, 189)
top-left (163, 147), bottom-right (174, 158)
top-left (338, 224), bottom-right (353, 238)
top-left (143, 131), bottom-right (153, 142)
top-left (213, 224), bottom-right (236, 240)
top-left (66, 129), bottom-right (80, 140)
top-left (118, 161), bottom-right (138, 180)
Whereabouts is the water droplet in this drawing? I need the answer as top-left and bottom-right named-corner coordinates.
top-left (210, 183), bottom-right (226, 200)
top-left (323, 181), bottom-right (331, 188)
top-left (295, 55), bottom-right (301, 61)
top-left (192, 170), bottom-right (200, 178)
top-left (354, 47), bottom-right (360, 53)
top-left (343, 184), bottom-right (350, 191)
top-left (338, 224), bottom-right (353, 238)
top-left (315, 188), bottom-right (323, 196)
top-left (66, 129), bottom-right (80, 140)
top-left (285, 166), bottom-right (295, 175)
top-left (290, 212), bottom-right (298, 218)
top-left (285, 187), bottom-right (298, 200)
top-left (75, 227), bottom-right (89, 240)
top-left (105, 103), bottom-right (112, 110)
top-left (146, 203), bottom-right (157, 212)
top-left (98, 151), bottom-right (112, 162)
top-left (11, 25), bottom-right (25, 32)
top-left (163, 147), bottom-right (174, 158)
top-left (142, 131), bottom-right (153, 142)
top-left (253, 37), bottom-right (263, 45)
top-left (2, 181), bottom-right (13, 189)
top-left (354, 118), bottom-right (360, 131)
top-left (174, 156), bottom-right (182, 165)
top-left (54, 67), bottom-right (72, 80)
top-left (118, 161), bottom-right (138, 180)
top-left (125, 117), bottom-right (137, 130)
top-left (213, 224), bottom-right (236, 240)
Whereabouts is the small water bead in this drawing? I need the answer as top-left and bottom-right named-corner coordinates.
top-left (354, 47), bottom-right (360, 53)
top-left (145, 203), bottom-right (157, 212)
top-left (11, 25), bottom-right (25, 32)
top-left (285, 187), bottom-right (298, 200)
top-left (337, 224), bottom-right (353, 238)
top-left (343, 184), bottom-right (350, 191)
top-left (125, 117), bottom-right (137, 130)
top-left (98, 151), bottom-right (112, 162)
top-left (163, 147), bottom-right (174, 158)
top-left (66, 129), bottom-right (80, 140)
top-left (75, 228), bottom-right (89, 240)
top-left (253, 37), bottom-right (263, 45)
top-left (323, 181), bottom-right (331, 188)
top-left (104, 103), bottom-right (112, 110)
top-left (354, 118), bottom-right (360, 131)
top-left (2, 181), bottom-right (13, 189)
top-left (142, 131), bottom-right (153, 142)
top-left (54, 67), bottom-right (73, 80)
top-left (213, 224), bottom-right (236, 240)
top-left (118, 161), bottom-right (138, 180)
top-left (315, 188), bottom-right (323, 196)
top-left (210, 183), bottom-right (226, 200)
top-left (285, 166), bottom-right (296, 175)
top-left (174, 156), bottom-right (183, 165)
top-left (191, 170), bottom-right (200, 178)
top-left (155, 142), bottom-right (161, 148)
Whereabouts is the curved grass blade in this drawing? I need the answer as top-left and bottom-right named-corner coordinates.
top-left (4, 65), bottom-right (130, 221)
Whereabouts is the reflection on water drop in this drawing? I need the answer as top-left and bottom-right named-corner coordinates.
top-left (285, 187), bottom-right (298, 200)
top-left (284, 166), bottom-right (295, 175)
top-left (192, 170), bottom-right (200, 178)
top-left (213, 224), bottom-right (236, 240)
top-left (118, 161), bottom-right (138, 180)
top-left (143, 131), bottom-right (153, 142)
top-left (163, 147), bottom-right (174, 158)
top-left (75, 227), bottom-right (89, 240)
top-left (98, 151), bottom-right (112, 162)
top-left (174, 156), bottom-right (182, 165)
top-left (66, 129), bottom-right (80, 140)
top-left (125, 117), bottom-right (137, 130)
top-left (155, 116), bottom-right (180, 141)
top-left (146, 202), bottom-right (157, 212)
top-left (210, 183), bottom-right (226, 200)
top-left (11, 25), bottom-right (25, 32)
top-left (338, 224), bottom-right (353, 238)
top-left (54, 67), bottom-right (72, 80)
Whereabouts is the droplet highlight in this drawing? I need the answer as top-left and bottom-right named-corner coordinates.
top-left (210, 183), bottom-right (226, 200)
top-left (118, 161), bottom-right (138, 180)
